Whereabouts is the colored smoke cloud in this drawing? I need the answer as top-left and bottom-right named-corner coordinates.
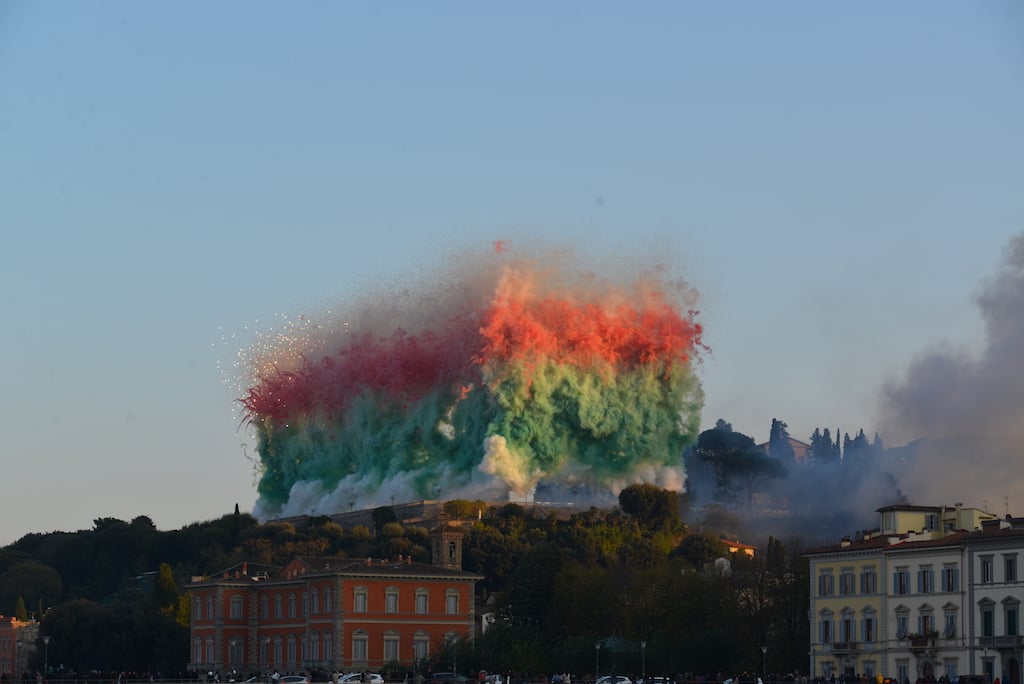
top-left (880, 233), bottom-right (1024, 513)
top-left (239, 245), bottom-right (706, 520)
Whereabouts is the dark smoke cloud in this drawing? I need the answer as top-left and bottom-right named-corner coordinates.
top-left (879, 233), bottom-right (1024, 514)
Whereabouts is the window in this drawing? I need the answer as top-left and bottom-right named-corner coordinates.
top-left (1004, 600), bottom-right (1019, 636)
top-left (309, 631), bottom-right (319, 661)
top-left (982, 557), bottom-right (994, 583)
top-left (193, 638), bottom-right (202, 665)
top-left (207, 595), bottom-right (215, 619)
top-left (896, 612), bottom-right (909, 639)
top-left (230, 595), bottom-right (244, 619)
top-left (918, 566), bottom-right (934, 593)
top-left (287, 634), bottom-right (296, 664)
top-left (820, 610), bottom-right (834, 643)
top-left (384, 632), bottom-right (400, 662)
top-left (260, 595), bottom-right (269, 619)
top-left (413, 633), bottom-right (429, 662)
top-left (862, 611), bottom-right (876, 642)
top-left (864, 662), bottom-right (876, 679)
top-left (260, 639), bottom-right (268, 666)
top-left (415, 589), bottom-right (428, 614)
top-left (925, 513), bottom-right (938, 531)
top-left (943, 660), bottom-right (958, 681)
top-left (920, 612), bottom-right (935, 635)
top-left (897, 662), bottom-right (909, 684)
top-left (445, 589), bottom-right (459, 615)
top-left (818, 570), bottom-right (835, 597)
top-left (894, 568), bottom-right (910, 595)
top-left (324, 587), bottom-right (332, 612)
top-left (228, 638), bottom-right (243, 665)
top-left (1005, 554), bottom-right (1018, 582)
top-left (840, 611), bottom-right (855, 642)
top-left (322, 631), bottom-right (332, 661)
top-left (941, 565), bottom-right (960, 592)
top-left (981, 602), bottom-right (994, 637)
top-left (354, 587), bottom-right (368, 613)
top-left (206, 637), bottom-right (214, 662)
top-left (944, 611), bottom-right (957, 638)
top-left (861, 568), bottom-right (877, 594)
top-left (273, 636), bottom-right (282, 665)
top-left (288, 593), bottom-right (297, 618)
top-left (274, 594), bottom-right (283, 618)
top-left (352, 631), bottom-right (368, 662)
top-left (386, 587), bottom-right (399, 613)
top-left (194, 597), bottom-right (202, 619)
top-left (840, 569), bottom-right (855, 596)
top-left (302, 592), bottom-right (308, 616)
top-left (311, 588), bottom-right (319, 614)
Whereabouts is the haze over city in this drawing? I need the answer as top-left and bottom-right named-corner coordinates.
top-left (2, 2), bottom-right (1022, 545)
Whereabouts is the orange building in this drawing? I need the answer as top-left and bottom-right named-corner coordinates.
top-left (187, 528), bottom-right (482, 676)
top-left (0, 615), bottom-right (39, 677)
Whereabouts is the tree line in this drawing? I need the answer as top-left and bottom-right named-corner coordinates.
top-left (1, 481), bottom-right (814, 680)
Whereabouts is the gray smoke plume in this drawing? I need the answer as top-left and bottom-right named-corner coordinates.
top-left (880, 233), bottom-right (1024, 515)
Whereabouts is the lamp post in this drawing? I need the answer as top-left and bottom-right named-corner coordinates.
top-left (43, 636), bottom-right (50, 679)
top-left (595, 642), bottom-right (601, 680)
top-left (641, 641), bottom-right (647, 684)
top-left (761, 646), bottom-right (767, 684)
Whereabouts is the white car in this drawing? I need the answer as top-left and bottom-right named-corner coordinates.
top-left (338, 674), bottom-right (384, 684)
top-left (597, 677), bottom-right (632, 684)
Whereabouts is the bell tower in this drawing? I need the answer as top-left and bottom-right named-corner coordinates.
top-left (430, 524), bottom-right (464, 570)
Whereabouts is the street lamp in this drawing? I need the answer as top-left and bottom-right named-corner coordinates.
top-left (641, 641), bottom-right (647, 684)
top-left (761, 646), bottom-right (767, 684)
top-left (43, 636), bottom-right (50, 679)
top-left (595, 642), bottom-right (601, 680)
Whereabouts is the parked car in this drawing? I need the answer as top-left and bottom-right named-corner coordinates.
top-left (638, 678), bottom-right (672, 684)
top-left (430, 674), bottom-right (469, 684)
top-left (596, 676), bottom-right (632, 684)
top-left (338, 674), bottom-right (384, 684)
top-left (280, 676), bottom-right (311, 684)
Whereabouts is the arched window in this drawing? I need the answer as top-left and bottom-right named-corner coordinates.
top-left (322, 631), bottom-right (332, 661)
top-left (353, 586), bottom-right (367, 612)
top-left (383, 630), bottom-right (399, 662)
top-left (193, 638), bottom-right (202, 665)
top-left (273, 635), bottom-right (283, 665)
top-left (287, 634), bottom-right (297, 665)
top-left (288, 593), bottom-right (297, 618)
top-left (311, 587), bottom-right (320, 614)
top-left (274, 593), bottom-right (283, 618)
top-left (385, 587), bottom-right (399, 613)
top-left (445, 589), bottom-right (459, 615)
top-left (309, 631), bottom-right (319, 661)
top-left (230, 595), bottom-right (244, 620)
top-left (206, 595), bottom-right (215, 619)
top-left (352, 630), bottom-right (368, 663)
top-left (413, 632), bottom-right (429, 662)
top-left (260, 595), bottom-right (269, 619)
top-left (324, 587), bottom-right (333, 612)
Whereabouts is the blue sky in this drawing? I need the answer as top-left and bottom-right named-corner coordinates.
top-left (1, 2), bottom-right (1022, 544)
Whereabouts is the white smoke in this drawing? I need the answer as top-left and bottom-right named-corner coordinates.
top-left (880, 233), bottom-right (1024, 514)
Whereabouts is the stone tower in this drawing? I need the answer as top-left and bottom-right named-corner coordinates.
top-left (430, 524), bottom-right (464, 570)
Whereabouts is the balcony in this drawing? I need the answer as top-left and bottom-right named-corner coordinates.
top-left (832, 641), bottom-right (858, 654)
top-left (979, 636), bottom-right (1024, 649)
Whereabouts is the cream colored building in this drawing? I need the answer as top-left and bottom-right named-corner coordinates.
top-left (806, 504), bottom-right (1019, 684)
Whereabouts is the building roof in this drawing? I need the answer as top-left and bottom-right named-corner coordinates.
top-left (187, 556), bottom-right (483, 588)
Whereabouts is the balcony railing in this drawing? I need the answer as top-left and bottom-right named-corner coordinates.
top-left (832, 641), bottom-right (858, 653)
top-left (979, 635), bottom-right (1024, 648)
